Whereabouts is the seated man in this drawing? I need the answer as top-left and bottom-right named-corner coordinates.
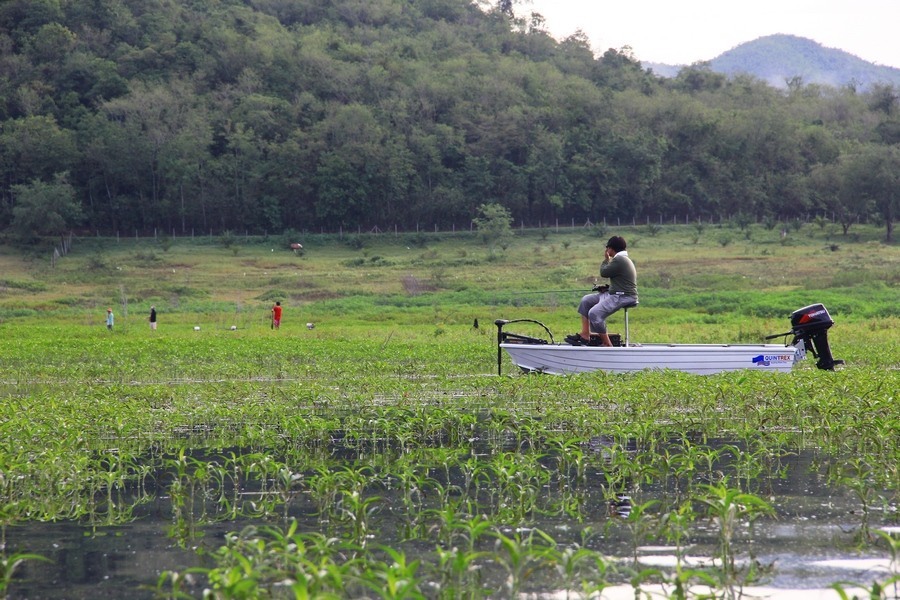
top-left (566, 235), bottom-right (638, 347)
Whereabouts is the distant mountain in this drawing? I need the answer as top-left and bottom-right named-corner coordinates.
top-left (644, 34), bottom-right (900, 90)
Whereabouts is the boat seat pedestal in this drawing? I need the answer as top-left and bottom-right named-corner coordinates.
top-left (623, 303), bottom-right (637, 347)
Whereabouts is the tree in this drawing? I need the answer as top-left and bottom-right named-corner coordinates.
top-left (0, 116), bottom-right (77, 224)
top-left (472, 202), bottom-right (513, 253)
top-left (867, 83), bottom-right (898, 116)
top-left (594, 47), bottom-right (655, 92)
top-left (94, 79), bottom-right (212, 232)
top-left (11, 174), bottom-right (83, 243)
top-left (808, 160), bottom-right (866, 235)
top-left (844, 145), bottom-right (900, 242)
top-left (27, 22), bottom-right (76, 65)
top-left (309, 103), bottom-right (388, 228)
top-left (671, 62), bottom-right (726, 94)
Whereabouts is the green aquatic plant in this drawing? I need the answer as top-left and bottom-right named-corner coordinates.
top-left (488, 451), bottom-right (551, 522)
top-left (434, 544), bottom-right (490, 600)
top-left (830, 576), bottom-right (900, 600)
top-left (696, 483), bottom-right (775, 597)
top-left (337, 487), bottom-right (383, 548)
top-left (658, 499), bottom-right (696, 569)
top-left (273, 464), bottom-right (305, 523)
top-left (617, 498), bottom-right (662, 564)
top-left (490, 528), bottom-right (557, 598)
top-left (184, 522), bottom-right (362, 598)
top-left (874, 528), bottom-right (900, 578)
top-left (0, 552), bottom-right (50, 597)
top-left (551, 544), bottom-right (597, 598)
top-left (357, 546), bottom-right (425, 599)
top-left (828, 455), bottom-right (882, 541)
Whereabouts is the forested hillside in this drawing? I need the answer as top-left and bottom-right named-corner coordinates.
top-left (0, 0), bottom-right (897, 241)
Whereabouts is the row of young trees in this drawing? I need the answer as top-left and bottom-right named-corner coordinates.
top-left (0, 0), bottom-right (897, 243)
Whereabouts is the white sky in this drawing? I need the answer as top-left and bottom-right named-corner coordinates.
top-left (523, 0), bottom-right (900, 68)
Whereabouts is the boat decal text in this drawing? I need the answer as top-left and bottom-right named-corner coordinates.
top-left (752, 354), bottom-right (794, 366)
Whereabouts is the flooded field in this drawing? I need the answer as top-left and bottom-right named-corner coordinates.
top-left (5, 415), bottom-right (899, 599)
top-left (1, 305), bottom-right (898, 599)
top-left (1, 214), bottom-right (898, 599)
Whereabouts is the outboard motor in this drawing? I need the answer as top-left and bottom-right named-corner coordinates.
top-left (788, 304), bottom-right (841, 370)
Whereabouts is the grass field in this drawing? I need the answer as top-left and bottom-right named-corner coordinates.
top-left (2, 221), bottom-right (897, 370)
top-left (2, 222), bottom-right (897, 317)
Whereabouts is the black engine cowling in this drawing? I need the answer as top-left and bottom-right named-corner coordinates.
top-left (788, 304), bottom-right (841, 370)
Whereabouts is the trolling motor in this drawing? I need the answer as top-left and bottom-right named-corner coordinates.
top-left (494, 319), bottom-right (552, 376)
top-left (767, 304), bottom-right (842, 370)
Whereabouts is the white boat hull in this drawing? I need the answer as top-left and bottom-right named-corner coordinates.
top-left (500, 341), bottom-right (806, 375)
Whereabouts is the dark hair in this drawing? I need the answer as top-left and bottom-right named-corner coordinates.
top-left (606, 236), bottom-right (627, 252)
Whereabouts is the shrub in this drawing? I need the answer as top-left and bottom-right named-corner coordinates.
top-left (0, 279), bottom-right (47, 292)
top-left (88, 253), bottom-right (107, 270)
top-left (406, 232), bottom-right (429, 248)
top-left (591, 224), bottom-right (608, 239)
top-left (219, 230), bottom-right (236, 249)
top-left (258, 290), bottom-right (288, 302)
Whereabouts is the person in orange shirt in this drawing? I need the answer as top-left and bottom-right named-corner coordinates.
top-left (271, 301), bottom-right (283, 329)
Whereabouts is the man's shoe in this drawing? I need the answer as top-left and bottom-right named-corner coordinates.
top-left (565, 333), bottom-right (588, 346)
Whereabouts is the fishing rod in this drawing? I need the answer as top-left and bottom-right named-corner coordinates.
top-left (494, 284), bottom-right (609, 296)
top-left (505, 289), bottom-right (591, 295)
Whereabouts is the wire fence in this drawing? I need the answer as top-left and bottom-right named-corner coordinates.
top-left (86, 211), bottom-right (865, 242)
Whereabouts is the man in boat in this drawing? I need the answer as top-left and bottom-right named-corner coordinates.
top-left (566, 235), bottom-right (638, 346)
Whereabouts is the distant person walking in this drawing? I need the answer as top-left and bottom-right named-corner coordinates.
top-left (106, 308), bottom-right (114, 331)
top-left (149, 305), bottom-right (157, 330)
top-left (271, 301), bottom-right (283, 329)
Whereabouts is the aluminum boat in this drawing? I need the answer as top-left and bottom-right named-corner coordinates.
top-left (495, 303), bottom-right (840, 375)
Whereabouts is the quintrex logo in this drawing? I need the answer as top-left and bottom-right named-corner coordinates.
top-left (752, 354), bottom-right (794, 366)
